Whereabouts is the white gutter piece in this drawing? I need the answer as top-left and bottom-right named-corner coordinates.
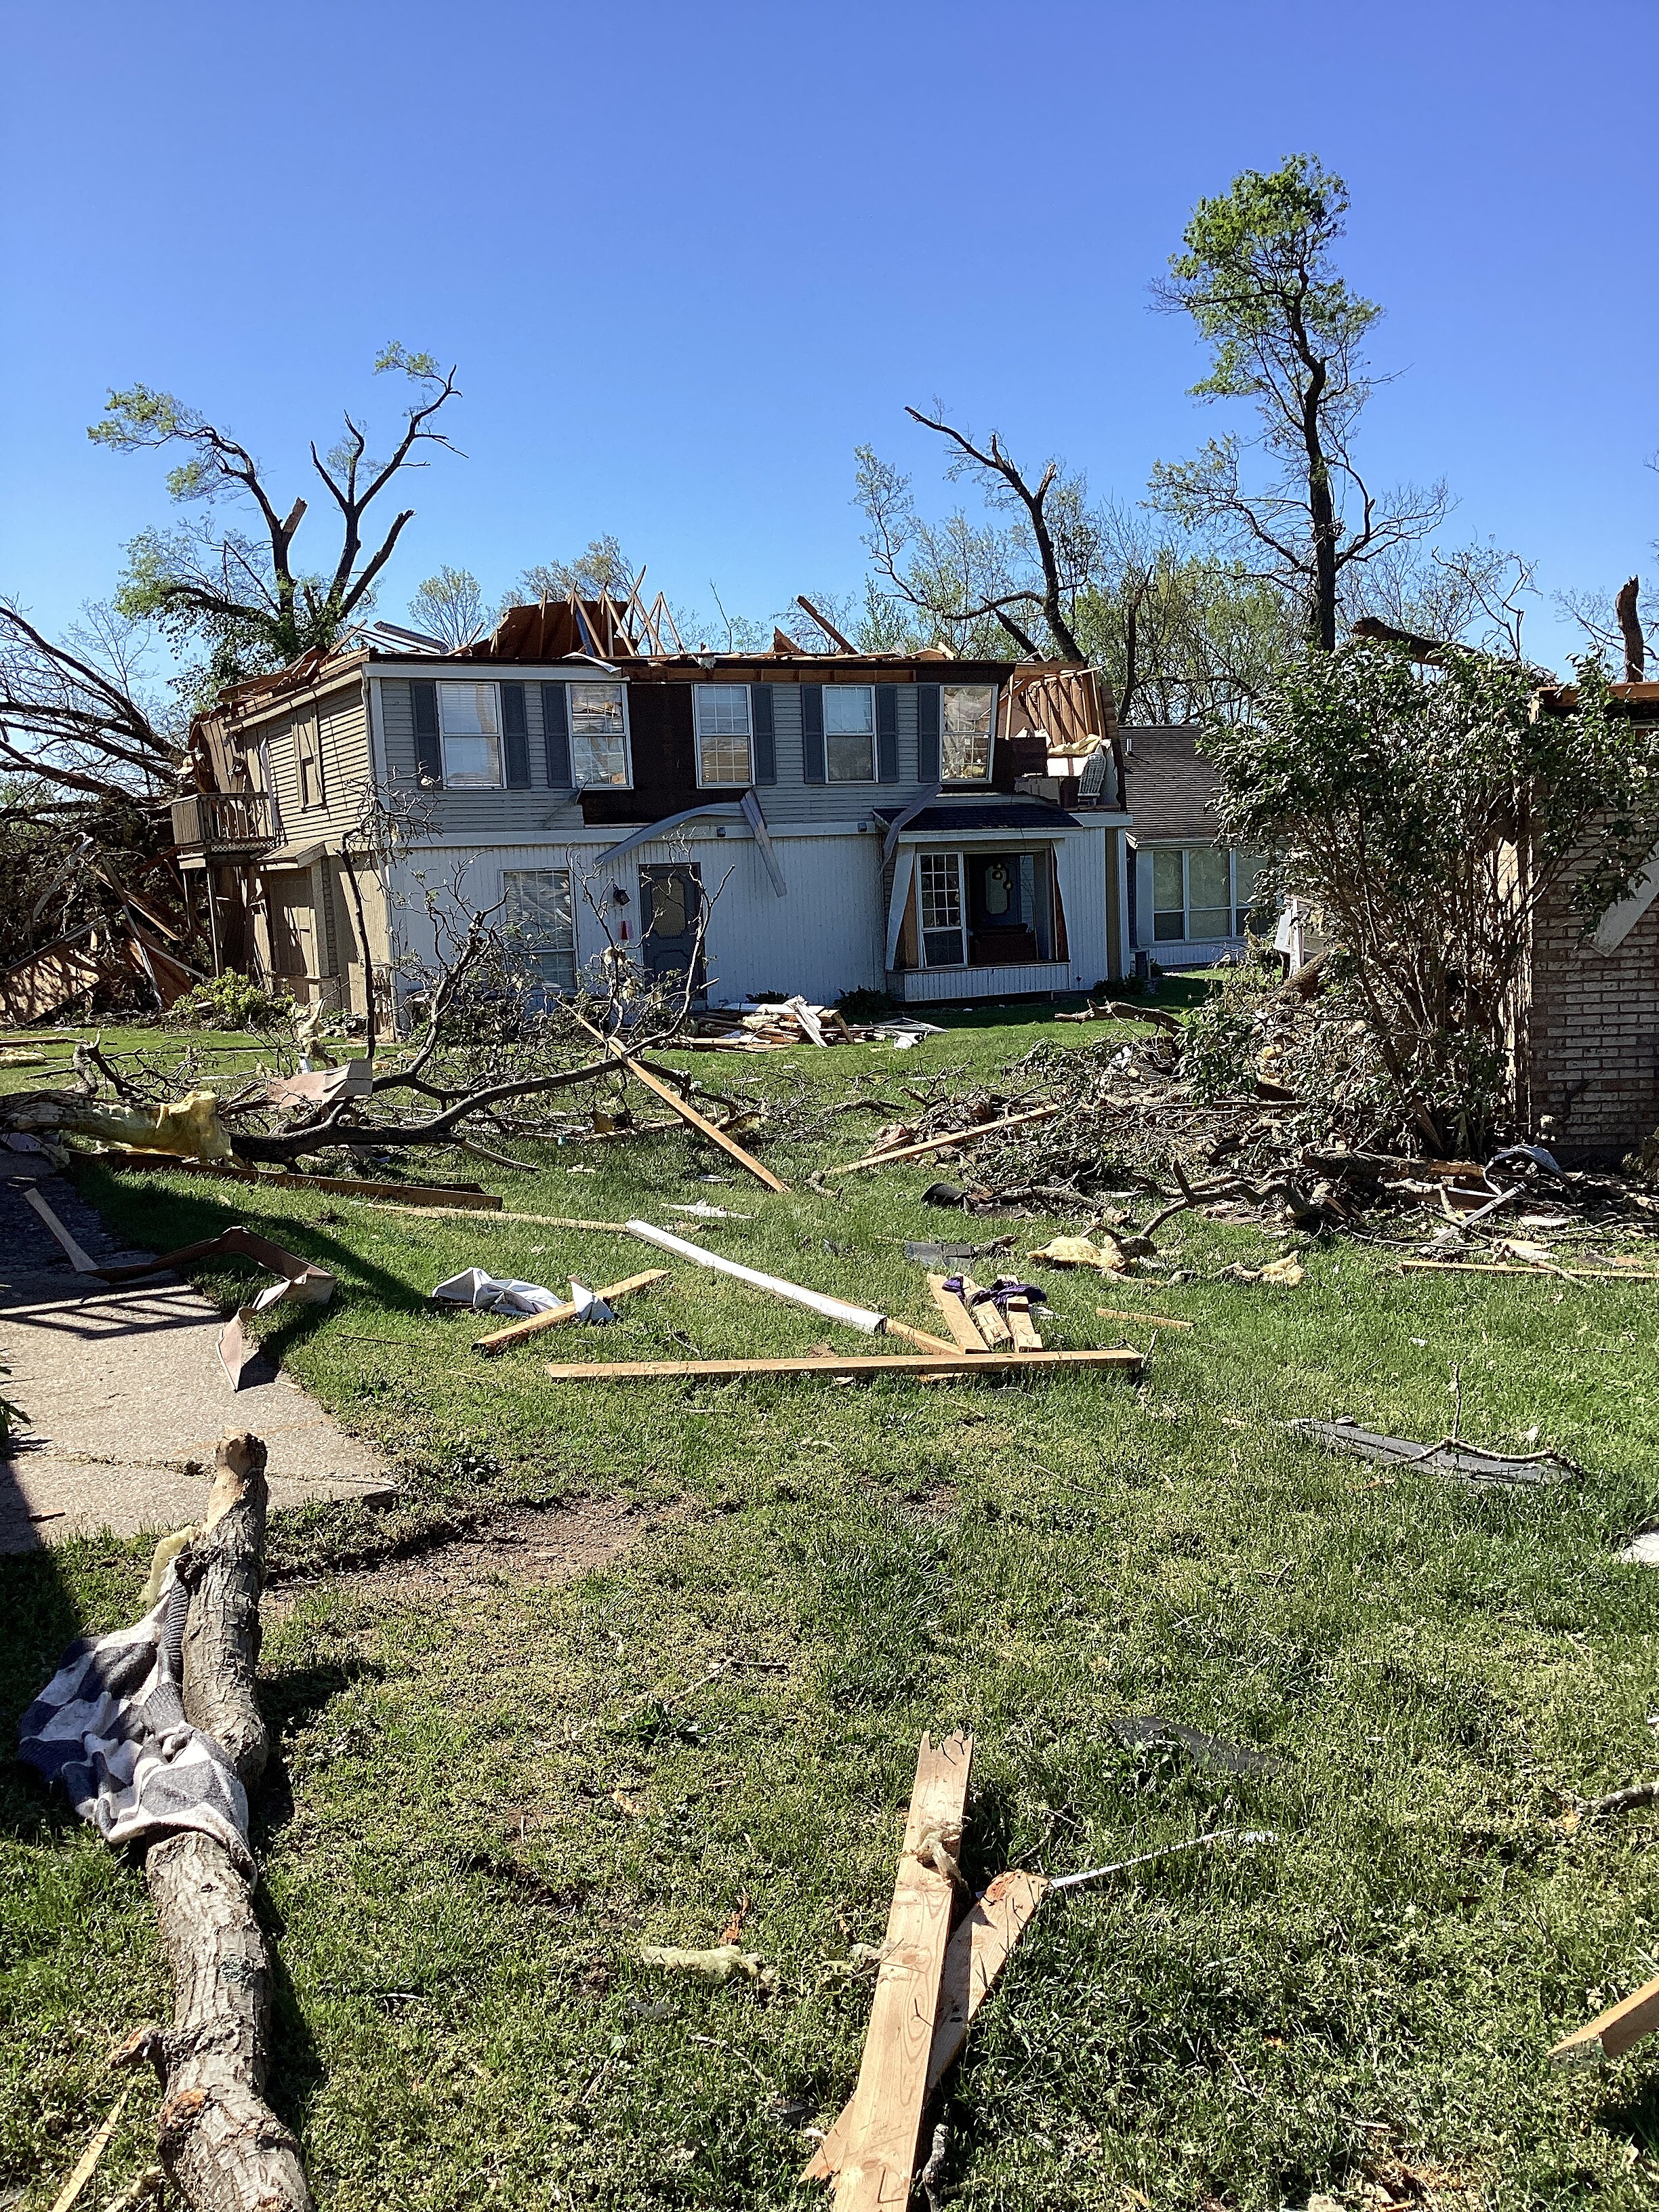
top-left (595, 802), bottom-right (747, 872)
top-left (627, 1220), bottom-right (886, 1334)
top-left (884, 848), bottom-right (917, 972)
top-left (740, 789), bottom-right (787, 896)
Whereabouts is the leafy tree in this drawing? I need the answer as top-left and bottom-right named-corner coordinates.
top-left (1151, 155), bottom-right (1447, 650)
top-left (91, 344), bottom-right (462, 700)
top-left (504, 535), bottom-right (637, 614)
top-left (1208, 640), bottom-right (1659, 1151)
top-left (409, 565), bottom-right (486, 649)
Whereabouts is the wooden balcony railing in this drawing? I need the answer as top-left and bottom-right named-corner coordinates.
top-left (171, 791), bottom-right (276, 853)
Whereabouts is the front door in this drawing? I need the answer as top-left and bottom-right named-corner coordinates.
top-left (639, 863), bottom-right (705, 999)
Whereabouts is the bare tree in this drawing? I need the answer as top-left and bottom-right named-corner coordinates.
top-left (857, 409), bottom-right (1101, 659)
top-left (91, 344), bottom-right (463, 695)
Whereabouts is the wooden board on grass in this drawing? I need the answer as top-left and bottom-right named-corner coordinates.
top-left (541, 1349), bottom-right (1141, 1382)
top-left (568, 1007), bottom-right (789, 1192)
top-left (1550, 1972), bottom-right (1659, 2066)
top-left (805, 1869), bottom-right (1049, 2182)
top-left (832, 1732), bottom-right (973, 2211)
top-left (474, 1270), bottom-right (668, 1353)
top-left (925, 1273), bottom-right (991, 1353)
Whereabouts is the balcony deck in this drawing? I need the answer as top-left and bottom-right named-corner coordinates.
top-left (171, 791), bottom-right (275, 857)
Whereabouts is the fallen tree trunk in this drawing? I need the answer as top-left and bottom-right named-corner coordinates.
top-left (114, 1434), bottom-right (311, 2212)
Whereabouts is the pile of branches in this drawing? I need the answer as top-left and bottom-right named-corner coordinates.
top-left (1, 901), bottom-right (774, 1176)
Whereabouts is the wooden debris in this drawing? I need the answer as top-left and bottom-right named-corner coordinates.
top-left (570, 1009), bottom-right (788, 1191)
top-left (806, 1871), bottom-right (1047, 2184)
top-left (542, 1349), bottom-right (1142, 1383)
top-left (343, 1202), bottom-right (632, 1231)
top-left (1550, 1972), bottom-right (1659, 2066)
top-left (1005, 1296), bottom-right (1043, 1351)
top-left (832, 1732), bottom-right (974, 2211)
top-left (925, 1273), bottom-right (991, 1354)
top-left (46, 2093), bottom-right (129, 2212)
top-left (22, 1184), bottom-right (100, 1273)
top-left (880, 1319), bottom-right (961, 1357)
top-left (473, 1269), bottom-right (668, 1355)
top-left (957, 1275), bottom-right (1012, 1347)
top-left (827, 1106), bottom-right (1059, 1175)
top-left (1054, 998), bottom-right (1181, 1031)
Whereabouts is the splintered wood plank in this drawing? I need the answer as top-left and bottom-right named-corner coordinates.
top-left (926, 1274), bottom-right (991, 1354)
top-left (473, 1270), bottom-right (668, 1355)
top-left (1550, 1973), bottom-right (1659, 2066)
top-left (539, 1349), bottom-right (1143, 1382)
top-left (569, 1008), bottom-right (789, 1191)
top-left (804, 1869), bottom-right (1048, 2183)
top-left (834, 1732), bottom-right (974, 2211)
top-left (957, 1275), bottom-right (1012, 1347)
top-left (1005, 1298), bottom-right (1043, 1351)
top-left (881, 1318), bottom-right (960, 1357)
top-left (827, 1105), bottom-right (1057, 1176)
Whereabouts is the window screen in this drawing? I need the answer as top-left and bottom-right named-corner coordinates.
top-left (693, 685), bottom-right (754, 785)
top-left (437, 683), bottom-right (503, 787)
top-left (1151, 848), bottom-right (1186, 941)
top-left (941, 684), bottom-right (995, 781)
top-left (918, 851), bottom-right (965, 968)
top-left (824, 687), bottom-right (874, 782)
top-left (569, 683), bottom-right (630, 787)
top-left (501, 869), bottom-right (577, 994)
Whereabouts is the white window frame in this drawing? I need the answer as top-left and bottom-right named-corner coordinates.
top-left (693, 684), bottom-right (754, 787)
top-left (917, 849), bottom-right (967, 968)
top-left (824, 684), bottom-right (876, 784)
top-left (568, 681), bottom-right (633, 790)
top-left (1151, 846), bottom-right (1266, 944)
top-left (941, 682), bottom-right (997, 784)
top-left (501, 867), bottom-right (577, 996)
top-left (436, 681), bottom-right (504, 790)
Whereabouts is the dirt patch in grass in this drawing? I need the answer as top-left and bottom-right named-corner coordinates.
top-left (267, 1496), bottom-right (666, 1616)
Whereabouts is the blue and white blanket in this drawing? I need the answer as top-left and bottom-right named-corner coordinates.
top-left (18, 1567), bottom-right (252, 1869)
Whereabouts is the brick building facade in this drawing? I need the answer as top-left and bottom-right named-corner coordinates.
top-left (1515, 857), bottom-right (1659, 1163)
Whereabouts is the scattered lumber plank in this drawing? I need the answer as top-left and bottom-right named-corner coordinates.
top-left (1005, 1296), bottom-right (1043, 1351)
top-left (958, 1274), bottom-right (1012, 1347)
top-left (832, 1732), bottom-right (974, 2212)
top-left (46, 2093), bottom-right (129, 2212)
top-left (880, 1319), bottom-right (960, 1357)
top-left (541, 1349), bottom-right (1141, 1382)
top-left (473, 1269), bottom-right (668, 1355)
top-left (148, 1158), bottom-right (504, 1209)
top-left (925, 1273), bottom-right (991, 1353)
top-left (22, 1183), bottom-right (101, 1272)
top-left (805, 1870), bottom-right (1048, 2184)
top-left (1550, 1973), bottom-right (1659, 2066)
top-left (342, 1201), bottom-right (633, 1231)
top-left (569, 1009), bottom-right (788, 1191)
top-left (827, 1105), bottom-right (1058, 1175)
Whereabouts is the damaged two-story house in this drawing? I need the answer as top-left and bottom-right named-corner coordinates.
top-left (179, 594), bottom-right (1133, 1017)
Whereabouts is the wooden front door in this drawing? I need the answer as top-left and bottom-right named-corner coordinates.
top-left (639, 863), bottom-right (705, 998)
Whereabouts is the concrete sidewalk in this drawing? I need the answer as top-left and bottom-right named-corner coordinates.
top-left (1, 1161), bottom-right (397, 1553)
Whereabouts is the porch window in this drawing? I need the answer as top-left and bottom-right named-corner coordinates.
top-left (693, 684), bottom-right (753, 785)
top-left (501, 868), bottom-right (577, 994)
top-left (569, 682), bottom-right (631, 787)
top-left (825, 686), bottom-right (875, 782)
top-left (918, 851), bottom-right (966, 966)
top-left (941, 684), bottom-right (996, 781)
top-left (437, 682), bottom-right (504, 787)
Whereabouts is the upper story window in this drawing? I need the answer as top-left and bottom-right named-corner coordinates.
top-left (693, 685), bottom-right (753, 786)
top-left (438, 682), bottom-right (503, 787)
top-left (825, 685), bottom-right (874, 782)
top-left (569, 682), bottom-right (630, 787)
top-left (295, 712), bottom-right (325, 810)
top-left (942, 684), bottom-right (996, 781)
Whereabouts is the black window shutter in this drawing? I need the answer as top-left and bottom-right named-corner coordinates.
top-left (876, 684), bottom-right (900, 782)
top-left (917, 684), bottom-right (941, 783)
top-left (750, 684), bottom-right (776, 784)
top-left (501, 683), bottom-right (530, 787)
top-left (411, 680), bottom-right (443, 787)
top-left (801, 684), bottom-right (825, 783)
top-left (541, 683), bottom-right (571, 787)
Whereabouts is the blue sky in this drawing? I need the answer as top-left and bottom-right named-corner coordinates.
top-left (4, 0), bottom-right (1655, 674)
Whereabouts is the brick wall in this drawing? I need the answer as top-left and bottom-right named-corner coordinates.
top-left (1519, 848), bottom-right (1659, 1162)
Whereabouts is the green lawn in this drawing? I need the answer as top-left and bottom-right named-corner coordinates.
top-left (5, 1005), bottom-right (1659, 2209)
